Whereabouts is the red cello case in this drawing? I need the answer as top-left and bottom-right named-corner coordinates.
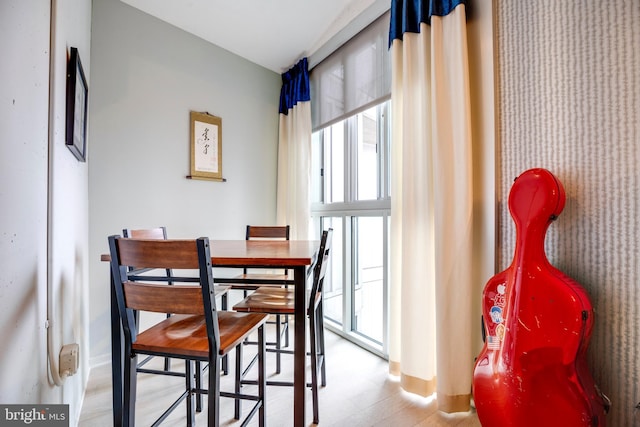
top-left (472, 168), bottom-right (608, 426)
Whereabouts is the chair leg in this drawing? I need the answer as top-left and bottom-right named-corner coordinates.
top-left (318, 303), bottom-right (327, 387)
top-left (284, 314), bottom-right (290, 348)
top-left (185, 360), bottom-right (195, 427)
top-left (195, 361), bottom-right (202, 412)
top-left (123, 352), bottom-right (137, 427)
top-left (164, 313), bottom-right (172, 371)
top-left (208, 354), bottom-right (221, 427)
top-left (283, 285), bottom-right (290, 349)
top-left (309, 310), bottom-right (320, 424)
top-left (275, 314), bottom-right (282, 374)
top-left (234, 344), bottom-right (242, 419)
top-left (258, 324), bottom-right (266, 427)
top-left (221, 295), bottom-right (229, 375)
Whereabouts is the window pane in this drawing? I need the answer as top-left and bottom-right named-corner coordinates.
top-left (353, 216), bottom-right (384, 344)
top-left (356, 106), bottom-right (379, 201)
top-left (322, 217), bottom-right (343, 325)
top-left (318, 61), bottom-right (345, 125)
top-left (326, 122), bottom-right (344, 203)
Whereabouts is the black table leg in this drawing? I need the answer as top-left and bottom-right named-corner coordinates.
top-left (293, 265), bottom-right (307, 426)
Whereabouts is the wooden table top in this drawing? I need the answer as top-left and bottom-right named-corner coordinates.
top-left (210, 239), bottom-right (318, 267)
top-left (101, 239), bottom-right (319, 267)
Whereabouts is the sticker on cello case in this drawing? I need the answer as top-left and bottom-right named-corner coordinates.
top-left (487, 335), bottom-right (500, 350)
top-left (490, 306), bottom-right (503, 324)
top-left (496, 323), bottom-right (505, 341)
top-left (493, 283), bottom-right (506, 307)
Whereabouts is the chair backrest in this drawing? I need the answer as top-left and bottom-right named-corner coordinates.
top-left (244, 225), bottom-right (290, 274)
top-left (308, 228), bottom-right (333, 312)
top-left (123, 226), bottom-right (168, 240)
top-left (245, 225), bottom-right (290, 240)
top-left (107, 236), bottom-right (220, 352)
top-left (122, 227), bottom-right (170, 276)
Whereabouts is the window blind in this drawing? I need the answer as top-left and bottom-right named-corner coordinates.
top-left (310, 12), bottom-right (391, 131)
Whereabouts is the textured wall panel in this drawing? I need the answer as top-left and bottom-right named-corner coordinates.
top-left (496, 1), bottom-right (640, 425)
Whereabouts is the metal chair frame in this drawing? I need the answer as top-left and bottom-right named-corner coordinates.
top-left (233, 228), bottom-right (332, 424)
top-left (108, 235), bottom-right (267, 427)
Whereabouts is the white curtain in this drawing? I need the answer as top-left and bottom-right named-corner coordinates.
top-left (389, 5), bottom-right (474, 413)
top-left (276, 102), bottom-right (311, 240)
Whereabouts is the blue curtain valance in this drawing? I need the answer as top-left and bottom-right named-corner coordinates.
top-left (389, 0), bottom-right (467, 46)
top-left (279, 57), bottom-right (310, 115)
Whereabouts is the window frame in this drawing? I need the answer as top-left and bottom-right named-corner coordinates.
top-left (311, 100), bottom-right (391, 358)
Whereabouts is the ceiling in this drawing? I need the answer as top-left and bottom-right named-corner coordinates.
top-left (120, 0), bottom-right (382, 73)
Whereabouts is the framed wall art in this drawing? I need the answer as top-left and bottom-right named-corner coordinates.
top-left (189, 111), bottom-right (223, 181)
top-left (65, 47), bottom-right (88, 162)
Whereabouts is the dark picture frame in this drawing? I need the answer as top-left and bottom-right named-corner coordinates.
top-left (65, 47), bottom-right (88, 162)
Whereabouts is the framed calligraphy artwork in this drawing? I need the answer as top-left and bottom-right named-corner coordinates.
top-left (189, 111), bottom-right (223, 180)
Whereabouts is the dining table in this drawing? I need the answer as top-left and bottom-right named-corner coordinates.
top-left (103, 238), bottom-right (320, 427)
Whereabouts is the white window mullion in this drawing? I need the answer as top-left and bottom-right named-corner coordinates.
top-left (341, 215), bottom-right (352, 334)
top-left (377, 104), bottom-right (386, 200)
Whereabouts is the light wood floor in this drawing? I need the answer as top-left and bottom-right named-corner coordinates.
top-left (79, 328), bottom-right (481, 426)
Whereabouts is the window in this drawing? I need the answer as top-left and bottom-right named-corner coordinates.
top-left (310, 13), bottom-right (391, 356)
top-left (311, 104), bottom-right (391, 356)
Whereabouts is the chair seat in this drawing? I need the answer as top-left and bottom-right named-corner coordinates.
top-left (233, 288), bottom-right (294, 314)
top-left (224, 272), bottom-right (294, 288)
top-left (233, 287), bottom-right (321, 314)
top-left (133, 312), bottom-right (268, 358)
top-left (236, 272), bottom-right (293, 281)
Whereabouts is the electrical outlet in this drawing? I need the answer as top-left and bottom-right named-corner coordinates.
top-left (59, 343), bottom-right (79, 377)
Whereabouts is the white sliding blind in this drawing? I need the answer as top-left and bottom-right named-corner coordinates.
top-left (310, 12), bottom-right (391, 131)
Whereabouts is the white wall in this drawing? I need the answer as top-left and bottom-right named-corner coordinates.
top-left (88, 0), bottom-right (281, 364)
top-left (0, 0), bottom-right (91, 423)
top-left (0, 0), bottom-right (50, 404)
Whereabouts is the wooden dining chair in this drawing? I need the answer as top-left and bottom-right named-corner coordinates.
top-left (122, 226), bottom-right (230, 412)
top-left (233, 228), bottom-right (333, 424)
top-left (221, 225), bottom-right (293, 373)
top-left (108, 235), bottom-right (268, 427)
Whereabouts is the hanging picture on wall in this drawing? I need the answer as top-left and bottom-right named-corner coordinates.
top-left (189, 111), bottom-right (223, 180)
top-left (65, 47), bottom-right (88, 162)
